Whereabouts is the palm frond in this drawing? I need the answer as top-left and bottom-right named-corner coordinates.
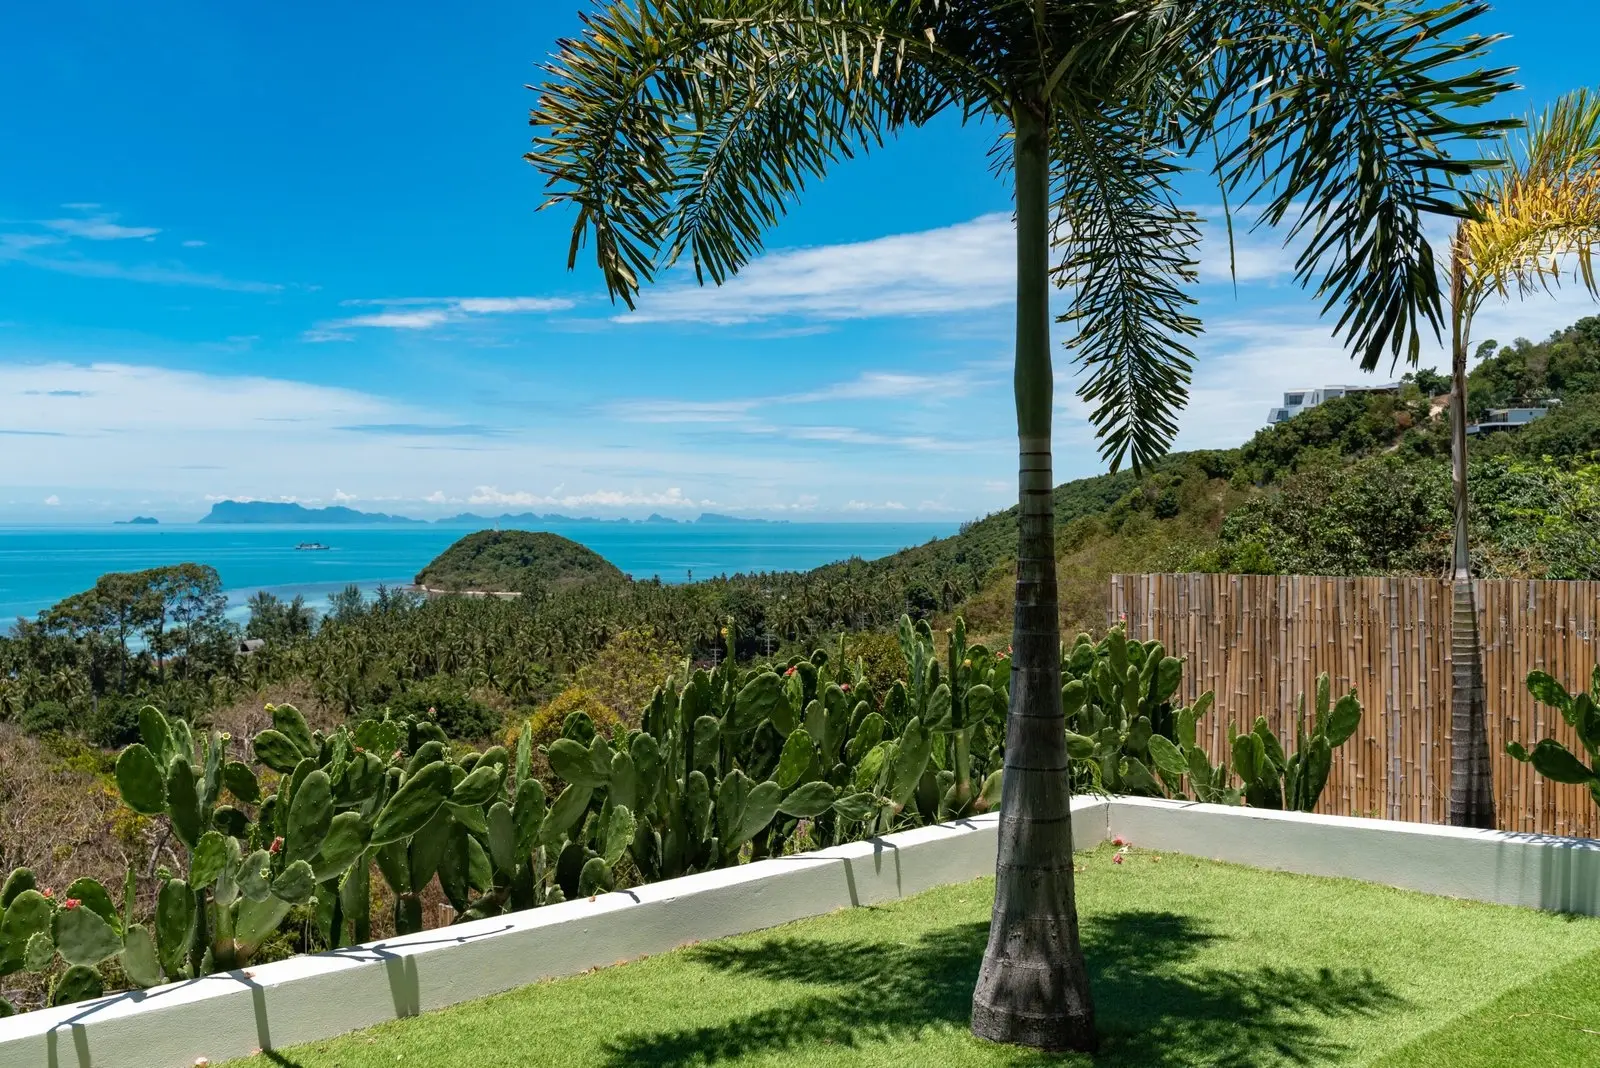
top-left (1459, 88), bottom-right (1600, 312)
top-left (1052, 102), bottom-right (1202, 472)
top-left (1204, 0), bottom-right (1517, 372)
top-left (527, 1), bottom-right (972, 305)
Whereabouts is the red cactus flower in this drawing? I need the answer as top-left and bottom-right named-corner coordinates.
top-left (63, 898), bottom-right (81, 910)
top-left (840, 683), bottom-right (851, 692)
top-left (41, 888), bottom-right (53, 899)
top-left (1112, 854), bottom-right (1124, 865)
top-left (784, 666), bottom-right (796, 677)
top-left (1112, 835), bottom-right (1126, 847)
top-left (270, 837), bottom-right (284, 854)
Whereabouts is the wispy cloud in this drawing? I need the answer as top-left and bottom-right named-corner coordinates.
top-left (466, 485), bottom-right (705, 509)
top-left (620, 212), bottom-right (1297, 327)
top-left (607, 399), bottom-right (759, 424)
top-left (309, 295), bottom-right (575, 339)
top-left (336, 422), bottom-right (504, 437)
top-left (626, 214), bottom-right (1016, 324)
top-left (785, 369), bottom-right (986, 403)
top-left (42, 214), bottom-right (160, 241)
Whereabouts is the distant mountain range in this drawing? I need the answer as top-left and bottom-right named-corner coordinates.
top-left (197, 500), bottom-right (785, 526)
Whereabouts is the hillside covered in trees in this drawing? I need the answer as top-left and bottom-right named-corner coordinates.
top-left (414, 530), bottom-right (625, 592)
top-left (4, 315), bottom-right (1599, 752)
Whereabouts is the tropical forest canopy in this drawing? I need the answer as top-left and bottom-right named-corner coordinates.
top-left (3, 314), bottom-right (1600, 746)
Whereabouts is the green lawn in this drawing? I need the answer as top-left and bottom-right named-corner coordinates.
top-left (228, 846), bottom-right (1600, 1067)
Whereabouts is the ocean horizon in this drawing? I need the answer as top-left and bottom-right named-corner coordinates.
top-left (0, 521), bottom-right (961, 623)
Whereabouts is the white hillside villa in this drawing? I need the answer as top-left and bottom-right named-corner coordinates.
top-left (1267, 382), bottom-right (1400, 425)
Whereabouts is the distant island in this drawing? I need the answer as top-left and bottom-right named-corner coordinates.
top-left (414, 530), bottom-right (624, 593)
top-left (200, 499), bottom-right (785, 526)
top-left (115, 516), bottom-right (159, 525)
top-left (200, 501), bottom-right (426, 525)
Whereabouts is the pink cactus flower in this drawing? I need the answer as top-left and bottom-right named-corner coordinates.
top-left (1112, 835), bottom-right (1127, 847)
top-left (269, 837), bottom-right (284, 854)
top-left (840, 683), bottom-right (851, 692)
top-left (41, 888), bottom-right (53, 899)
top-left (1112, 854), bottom-right (1124, 865)
top-left (63, 898), bottom-right (81, 910)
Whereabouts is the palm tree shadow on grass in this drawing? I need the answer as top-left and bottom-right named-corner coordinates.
top-left (600, 909), bottom-right (1406, 1067)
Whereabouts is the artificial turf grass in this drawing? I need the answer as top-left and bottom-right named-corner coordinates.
top-left (1372, 941), bottom-right (1600, 1068)
top-left (225, 845), bottom-right (1600, 1068)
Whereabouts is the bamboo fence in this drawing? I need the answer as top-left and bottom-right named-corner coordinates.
top-left (1107, 573), bottom-right (1600, 836)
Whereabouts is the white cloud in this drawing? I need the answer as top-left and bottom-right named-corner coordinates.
top-left (785, 369), bottom-right (985, 403)
top-left (311, 296), bottom-right (575, 338)
top-left (42, 494), bottom-right (59, 506)
top-left (626, 214), bottom-right (1016, 324)
top-left (843, 499), bottom-right (908, 511)
top-left (339, 310), bottom-right (454, 330)
top-left (181, 240), bottom-right (207, 248)
top-left (455, 297), bottom-right (572, 314)
top-left (42, 214), bottom-right (160, 241)
top-left (0, 242), bottom-right (280, 292)
top-left (0, 362), bottom-right (396, 436)
top-left (466, 485), bottom-right (704, 509)
top-left (608, 399), bottom-right (759, 424)
top-left (620, 211), bottom-right (1296, 327)
top-left (1163, 283), bottom-right (1600, 451)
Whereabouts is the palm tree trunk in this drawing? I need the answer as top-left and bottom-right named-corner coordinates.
top-left (1447, 239), bottom-right (1495, 829)
top-left (971, 102), bottom-right (1097, 1053)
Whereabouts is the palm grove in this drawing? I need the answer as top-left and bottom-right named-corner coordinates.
top-left (527, 0), bottom-right (1514, 1052)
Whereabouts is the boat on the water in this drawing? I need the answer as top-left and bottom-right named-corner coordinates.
top-left (294, 542), bottom-right (331, 551)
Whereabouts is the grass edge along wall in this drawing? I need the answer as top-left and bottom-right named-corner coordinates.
top-left (14, 797), bottom-right (1600, 1067)
top-left (1110, 572), bottom-right (1600, 836)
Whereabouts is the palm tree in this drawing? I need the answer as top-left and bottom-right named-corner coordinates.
top-left (1444, 89), bottom-right (1600, 828)
top-left (526, 3), bottom-right (1512, 1046)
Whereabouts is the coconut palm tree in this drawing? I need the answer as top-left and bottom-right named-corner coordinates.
top-left (1445, 89), bottom-right (1600, 829)
top-left (526, 4), bottom-right (1512, 1046)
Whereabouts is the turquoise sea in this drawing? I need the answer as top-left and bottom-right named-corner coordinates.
top-left (0, 522), bottom-right (959, 624)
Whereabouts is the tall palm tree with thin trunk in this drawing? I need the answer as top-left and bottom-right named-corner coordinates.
top-left (527, 0), bottom-right (1512, 1050)
top-left (1445, 88), bottom-right (1600, 829)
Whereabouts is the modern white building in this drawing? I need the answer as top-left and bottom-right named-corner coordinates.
top-left (1266, 383), bottom-right (1400, 425)
top-left (1467, 404), bottom-right (1554, 434)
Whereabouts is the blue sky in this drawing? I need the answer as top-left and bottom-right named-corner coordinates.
top-left (3, 2), bottom-right (1599, 523)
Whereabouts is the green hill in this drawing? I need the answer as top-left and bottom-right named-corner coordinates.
top-left (414, 531), bottom-right (625, 593)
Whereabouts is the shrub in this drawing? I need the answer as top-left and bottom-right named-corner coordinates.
top-left (505, 686), bottom-right (622, 752)
top-left (570, 629), bottom-right (677, 723)
top-left (85, 695), bottom-right (143, 749)
top-left (383, 678), bottom-right (502, 741)
top-left (19, 699), bottom-right (72, 736)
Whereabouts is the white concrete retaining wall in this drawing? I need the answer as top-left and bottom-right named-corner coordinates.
top-left (0, 801), bottom-right (1110, 1068)
top-left (11, 794), bottom-right (1600, 1068)
top-left (1110, 796), bottom-right (1600, 915)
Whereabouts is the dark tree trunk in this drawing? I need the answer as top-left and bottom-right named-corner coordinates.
top-left (970, 102), bottom-right (1097, 1053)
top-left (1447, 238), bottom-right (1495, 829)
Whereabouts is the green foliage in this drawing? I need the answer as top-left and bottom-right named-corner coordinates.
top-left (1237, 392), bottom-right (1434, 485)
top-left (381, 677), bottom-right (502, 741)
top-left (1207, 454), bottom-right (1600, 580)
top-left (1507, 665), bottom-right (1600, 807)
top-left (1229, 675), bottom-right (1364, 812)
top-left (19, 700), bottom-right (71, 736)
top-left (414, 530), bottom-right (624, 594)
